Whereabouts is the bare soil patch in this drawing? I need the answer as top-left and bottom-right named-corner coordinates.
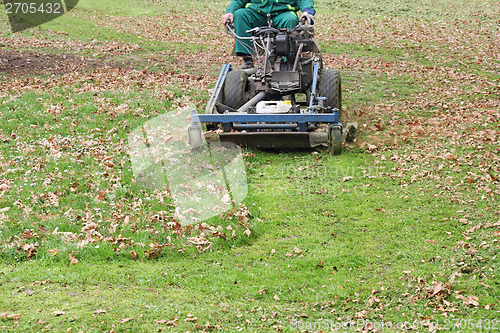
top-left (0, 48), bottom-right (127, 76)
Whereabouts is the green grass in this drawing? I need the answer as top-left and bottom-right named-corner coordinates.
top-left (0, 0), bottom-right (499, 331)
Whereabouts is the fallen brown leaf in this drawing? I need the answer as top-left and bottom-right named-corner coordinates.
top-left (7, 313), bottom-right (21, 321)
top-left (456, 294), bottom-right (479, 307)
top-left (154, 316), bottom-right (178, 326)
top-left (130, 250), bottom-right (138, 260)
top-left (120, 317), bottom-right (134, 323)
top-left (68, 252), bottom-right (78, 265)
top-left (183, 313), bottom-right (197, 322)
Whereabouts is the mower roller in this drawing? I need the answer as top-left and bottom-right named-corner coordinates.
top-left (190, 18), bottom-right (343, 154)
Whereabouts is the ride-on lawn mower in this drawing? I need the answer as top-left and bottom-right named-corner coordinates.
top-left (189, 16), bottom-right (343, 154)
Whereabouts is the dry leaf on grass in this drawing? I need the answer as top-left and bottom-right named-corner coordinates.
top-left (120, 317), bottom-right (134, 323)
top-left (1, 312), bottom-right (20, 320)
top-left (47, 248), bottom-right (61, 256)
top-left (456, 294), bottom-right (479, 307)
top-left (7, 313), bottom-right (21, 320)
top-left (187, 236), bottom-right (210, 245)
top-left (183, 313), bottom-right (197, 322)
top-left (154, 316), bottom-right (178, 326)
top-left (21, 243), bottom-right (38, 258)
top-left (68, 252), bottom-right (78, 265)
top-left (442, 153), bottom-right (458, 160)
top-left (130, 250), bottom-right (138, 260)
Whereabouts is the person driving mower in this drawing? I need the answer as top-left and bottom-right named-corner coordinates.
top-left (221, 0), bottom-right (315, 69)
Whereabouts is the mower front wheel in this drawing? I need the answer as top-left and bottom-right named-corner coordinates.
top-left (318, 69), bottom-right (342, 121)
top-left (328, 125), bottom-right (342, 155)
top-left (224, 70), bottom-right (248, 110)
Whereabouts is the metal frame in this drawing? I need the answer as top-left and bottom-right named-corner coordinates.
top-left (193, 111), bottom-right (339, 124)
top-left (192, 110), bottom-right (341, 133)
top-left (205, 63), bottom-right (232, 115)
top-left (308, 62), bottom-right (320, 111)
top-left (194, 60), bottom-right (341, 133)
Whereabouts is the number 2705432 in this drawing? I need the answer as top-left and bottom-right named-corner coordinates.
top-left (5, 2), bottom-right (62, 14)
top-left (443, 319), bottom-right (499, 330)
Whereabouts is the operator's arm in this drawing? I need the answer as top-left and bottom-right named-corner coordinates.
top-left (222, 0), bottom-right (249, 24)
top-left (297, 0), bottom-right (315, 24)
top-left (297, 0), bottom-right (315, 15)
top-left (226, 0), bottom-right (250, 14)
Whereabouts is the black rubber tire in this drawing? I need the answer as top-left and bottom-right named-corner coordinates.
top-left (329, 126), bottom-right (342, 155)
top-left (223, 69), bottom-right (248, 110)
top-left (318, 69), bottom-right (342, 121)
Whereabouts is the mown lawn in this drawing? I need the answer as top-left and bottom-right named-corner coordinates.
top-left (0, 0), bottom-right (499, 332)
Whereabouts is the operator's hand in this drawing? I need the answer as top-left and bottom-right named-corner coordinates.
top-left (221, 13), bottom-right (234, 25)
top-left (300, 9), bottom-right (315, 25)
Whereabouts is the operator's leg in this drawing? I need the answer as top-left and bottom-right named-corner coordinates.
top-left (272, 11), bottom-right (299, 30)
top-left (233, 8), bottom-right (267, 67)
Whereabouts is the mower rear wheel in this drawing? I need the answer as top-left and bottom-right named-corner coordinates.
top-left (329, 125), bottom-right (342, 155)
top-left (224, 69), bottom-right (248, 110)
top-left (318, 69), bottom-right (342, 121)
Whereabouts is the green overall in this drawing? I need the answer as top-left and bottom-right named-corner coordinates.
top-left (226, 0), bottom-right (315, 55)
